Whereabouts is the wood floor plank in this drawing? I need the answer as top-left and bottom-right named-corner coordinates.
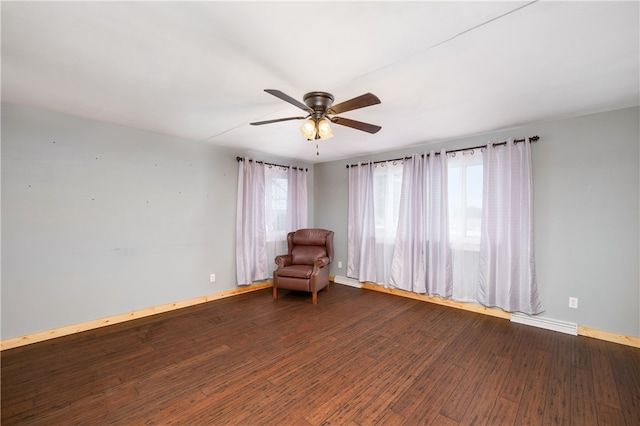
top-left (458, 355), bottom-right (513, 425)
top-left (515, 349), bottom-right (553, 424)
top-left (589, 337), bottom-right (623, 410)
top-left (2, 284), bottom-right (639, 425)
top-left (440, 354), bottom-right (492, 420)
top-left (544, 334), bottom-right (573, 425)
top-left (487, 396), bottom-right (520, 425)
top-left (572, 335), bottom-right (592, 370)
top-left (499, 335), bottom-right (541, 403)
top-left (405, 363), bottom-right (467, 425)
top-left (597, 402), bottom-right (628, 426)
top-left (607, 341), bottom-right (640, 425)
top-left (570, 366), bottom-right (599, 426)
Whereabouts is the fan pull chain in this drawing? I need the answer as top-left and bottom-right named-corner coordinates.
top-left (316, 143), bottom-right (319, 156)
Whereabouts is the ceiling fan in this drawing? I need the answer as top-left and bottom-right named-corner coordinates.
top-left (250, 89), bottom-right (381, 141)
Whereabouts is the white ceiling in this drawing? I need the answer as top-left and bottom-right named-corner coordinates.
top-left (2, 1), bottom-right (639, 164)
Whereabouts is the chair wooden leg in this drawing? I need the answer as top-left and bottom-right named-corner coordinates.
top-left (312, 291), bottom-right (318, 304)
top-left (273, 287), bottom-right (278, 300)
top-left (326, 282), bottom-right (330, 292)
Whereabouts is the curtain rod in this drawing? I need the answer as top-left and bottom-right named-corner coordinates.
top-left (236, 156), bottom-right (308, 172)
top-left (346, 136), bottom-right (539, 168)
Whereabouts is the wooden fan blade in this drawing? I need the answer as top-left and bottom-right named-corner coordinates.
top-left (264, 89), bottom-right (313, 113)
top-left (250, 116), bottom-right (306, 125)
top-left (328, 93), bottom-right (381, 115)
top-left (331, 117), bottom-right (382, 134)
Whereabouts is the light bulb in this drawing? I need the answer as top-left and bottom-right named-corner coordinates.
top-left (300, 119), bottom-right (317, 140)
top-left (317, 118), bottom-right (333, 140)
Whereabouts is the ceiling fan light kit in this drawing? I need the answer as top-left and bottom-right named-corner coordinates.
top-left (317, 118), bottom-right (333, 139)
top-left (300, 118), bottom-right (317, 140)
top-left (251, 89), bottom-right (382, 150)
top-left (301, 117), bottom-right (333, 140)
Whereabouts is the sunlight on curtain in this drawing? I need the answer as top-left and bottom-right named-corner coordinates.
top-left (264, 166), bottom-right (289, 276)
top-left (236, 159), bottom-right (268, 285)
top-left (237, 160), bottom-right (308, 283)
top-left (448, 149), bottom-right (483, 302)
top-left (347, 139), bottom-right (540, 313)
top-left (287, 167), bottom-right (308, 231)
top-left (478, 138), bottom-right (544, 314)
top-left (388, 154), bottom-right (426, 292)
top-left (347, 163), bottom-right (378, 282)
top-left (389, 151), bottom-right (452, 296)
top-left (424, 150), bottom-right (452, 297)
top-left (373, 161), bottom-right (403, 284)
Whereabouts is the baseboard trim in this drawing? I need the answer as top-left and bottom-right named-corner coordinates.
top-left (360, 282), bottom-right (639, 348)
top-left (579, 325), bottom-right (640, 348)
top-left (0, 282), bottom-right (273, 351)
top-left (360, 282), bottom-right (511, 320)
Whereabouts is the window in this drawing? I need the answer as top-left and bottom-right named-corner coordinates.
top-left (264, 166), bottom-right (288, 242)
top-left (373, 162), bottom-right (403, 243)
top-left (372, 161), bottom-right (404, 283)
top-left (448, 150), bottom-right (483, 249)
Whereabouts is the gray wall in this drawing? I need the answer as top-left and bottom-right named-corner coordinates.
top-left (3, 104), bottom-right (638, 340)
top-left (315, 106), bottom-right (640, 338)
top-left (1, 104), bottom-right (313, 339)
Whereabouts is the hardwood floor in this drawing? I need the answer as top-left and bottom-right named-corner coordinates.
top-left (2, 284), bottom-right (639, 425)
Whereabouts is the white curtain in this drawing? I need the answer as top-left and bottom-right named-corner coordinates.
top-left (448, 149), bottom-right (483, 302)
top-left (287, 166), bottom-right (308, 231)
top-left (236, 159), bottom-right (268, 285)
top-left (389, 154), bottom-right (426, 292)
top-left (425, 150), bottom-right (452, 297)
top-left (372, 161), bottom-right (404, 284)
top-left (264, 165), bottom-right (288, 276)
top-left (237, 160), bottom-right (308, 284)
top-left (478, 138), bottom-right (544, 315)
top-left (388, 151), bottom-right (452, 296)
top-left (264, 165), bottom-right (308, 276)
top-left (347, 162), bottom-right (378, 282)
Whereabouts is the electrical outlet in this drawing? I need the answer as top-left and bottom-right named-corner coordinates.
top-left (210, 274), bottom-right (216, 283)
top-left (338, 261), bottom-right (343, 268)
top-left (568, 297), bottom-right (578, 309)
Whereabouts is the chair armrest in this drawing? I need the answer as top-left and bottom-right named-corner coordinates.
top-left (315, 257), bottom-right (330, 268)
top-left (311, 257), bottom-right (330, 275)
top-left (275, 254), bottom-right (292, 268)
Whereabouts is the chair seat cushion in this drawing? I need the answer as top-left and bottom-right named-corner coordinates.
top-left (276, 264), bottom-right (313, 279)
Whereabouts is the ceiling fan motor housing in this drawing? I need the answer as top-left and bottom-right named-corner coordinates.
top-left (303, 92), bottom-right (335, 118)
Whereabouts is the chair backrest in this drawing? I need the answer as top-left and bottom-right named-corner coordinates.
top-left (287, 229), bottom-right (334, 265)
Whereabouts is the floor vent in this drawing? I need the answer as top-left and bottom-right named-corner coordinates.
top-left (511, 313), bottom-right (578, 336)
top-left (333, 276), bottom-right (362, 288)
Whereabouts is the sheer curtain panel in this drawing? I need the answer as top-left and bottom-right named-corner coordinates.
top-left (373, 161), bottom-right (403, 284)
top-left (236, 158), bottom-right (268, 285)
top-left (347, 162), bottom-right (378, 282)
top-left (424, 150), bottom-right (452, 297)
top-left (264, 166), bottom-right (289, 276)
top-left (287, 167), bottom-right (308, 231)
top-left (389, 154), bottom-right (427, 292)
top-left (478, 138), bottom-right (544, 315)
top-left (448, 149), bottom-right (483, 302)
top-left (389, 151), bottom-right (452, 296)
